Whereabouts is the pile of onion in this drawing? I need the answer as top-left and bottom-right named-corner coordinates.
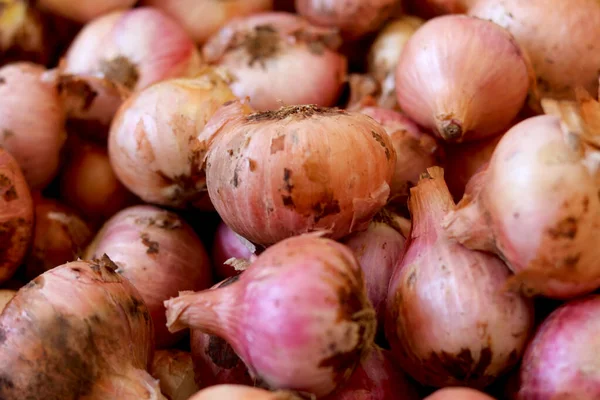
top-left (151, 350), bottom-right (198, 400)
top-left (211, 222), bottom-right (255, 279)
top-left (386, 167), bottom-right (534, 388)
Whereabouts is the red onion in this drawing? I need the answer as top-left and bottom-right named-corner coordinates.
top-left (212, 222), bottom-right (254, 279)
top-left (518, 295), bottom-right (600, 399)
top-left (395, 15), bottom-right (532, 143)
top-left (37, 0), bottom-right (136, 23)
top-left (63, 7), bottom-right (202, 92)
top-left (165, 233), bottom-right (376, 397)
top-left (404, 0), bottom-right (475, 18)
top-left (0, 148), bottom-right (33, 284)
top-left (386, 167), bottom-right (534, 388)
top-left (189, 385), bottom-right (304, 400)
top-left (443, 98), bottom-right (600, 298)
top-left (151, 350), bottom-right (199, 400)
top-left (469, 0), bottom-right (600, 100)
top-left (109, 69), bottom-right (242, 209)
top-left (0, 289), bottom-right (16, 311)
top-left (424, 387), bottom-right (496, 400)
top-left (0, 63), bottom-right (66, 189)
top-left (322, 347), bottom-right (420, 400)
top-left (140, 0), bottom-right (273, 44)
top-left (0, 1), bottom-right (48, 65)
top-left (84, 205), bottom-right (212, 348)
top-left (203, 12), bottom-right (347, 111)
top-left (0, 259), bottom-right (161, 399)
top-left (204, 103), bottom-right (396, 246)
top-left (295, 0), bottom-right (399, 39)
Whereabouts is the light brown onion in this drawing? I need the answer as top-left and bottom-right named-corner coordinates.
top-left (189, 385), bottom-right (303, 400)
top-left (108, 69), bottom-right (241, 209)
top-left (84, 205), bottom-right (212, 348)
top-left (151, 350), bottom-right (198, 400)
top-left (469, 0), bottom-right (600, 100)
top-left (395, 15), bottom-right (532, 142)
top-left (424, 387), bottom-right (496, 400)
top-left (204, 102), bottom-right (396, 246)
top-left (0, 63), bottom-right (66, 189)
top-left (0, 0), bottom-right (48, 65)
top-left (386, 167), bottom-right (533, 388)
top-left (203, 12), bottom-right (347, 111)
top-left (37, 0), bottom-right (136, 23)
top-left (0, 289), bottom-right (16, 311)
top-left (63, 7), bottom-right (202, 92)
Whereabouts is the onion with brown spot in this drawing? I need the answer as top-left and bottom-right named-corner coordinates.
top-left (151, 350), bottom-right (198, 400)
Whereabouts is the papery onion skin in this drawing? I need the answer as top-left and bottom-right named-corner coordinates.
top-left (443, 115), bottom-right (600, 299)
top-left (165, 234), bottom-right (376, 397)
top-left (0, 259), bottom-right (161, 399)
top-left (386, 167), bottom-right (533, 388)
top-left (395, 15), bottom-right (531, 143)
top-left (469, 0), bottom-right (600, 100)
top-left (424, 387), bottom-right (496, 400)
top-left (0, 148), bottom-right (33, 284)
top-left (0, 289), bottom-right (16, 311)
top-left (64, 7), bottom-right (202, 92)
top-left (205, 103), bottom-right (396, 246)
top-left (151, 350), bottom-right (199, 400)
top-left (0, 63), bottom-right (66, 189)
top-left (37, 0), bottom-right (136, 23)
top-left (189, 385), bottom-right (303, 400)
top-left (212, 222), bottom-right (254, 279)
top-left (84, 205), bottom-right (212, 348)
top-left (203, 12), bottom-right (347, 112)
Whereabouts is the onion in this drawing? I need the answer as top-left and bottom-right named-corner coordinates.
top-left (84, 205), bottom-right (212, 348)
top-left (36, 0), bottom-right (136, 23)
top-left (0, 147), bottom-right (33, 284)
top-left (23, 197), bottom-right (93, 281)
top-left (518, 295), bottom-right (600, 399)
top-left (0, 259), bottom-right (162, 399)
top-left (366, 16), bottom-right (424, 109)
top-left (395, 15), bottom-right (532, 143)
top-left (202, 12), bottom-right (347, 111)
top-left (165, 233), bottom-right (376, 397)
top-left (443, 95), bottom-right (600, 299)
top-left (189, 385), bottom-right (304, 400)
top-left (0, 289), bottom-right (16, 311)
top-left (0, 62), bottom-right (66, 189)
top-left (424, 387), bottom-right (496, 400)
top-left (140, 0), bottom-right (273, 44)
top-left (469, 0), bottom-right (600, 100)
top-left (212, 222), bottom-right (254, 279)
top-left (386, 167), bottom-right (534, 388)
top-left (151, 350), bottom-right (198, 400)
top-left (204, 102), bottom-right (396, 246)
top-left (0, 0), bottom-right (48, 65)
top-left (63, 7), bottom-right (202, 92)
top-left (322, 347), bottom-right (420, 400)
top-left (109, 69), bottom-right (241, 209)
top-left (295, 0), bottom-right (400, 39)
top-left (404, 0), bottom-right (474, 18)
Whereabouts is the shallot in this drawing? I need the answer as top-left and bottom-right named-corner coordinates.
top-left (165, 233), bottom-right (376, 397)
top-left (212, 222), bottom-right (255, 279)
top-left (151, 350), bottom-right (199, 400)
top-left (84, 205), bottom-right (212, 348)
top-left (37, 0), bottom-right (136, 23)
top-left (424, 387), bottom-right (495, 400)
top-left (203, 12), bottom-right (347, 111)
top-left (395, 15), bottom-right (531, 142)
top-left (386, 167), bottom-right (533, 388)
top-left (189, 385), bottom-right (303, 400)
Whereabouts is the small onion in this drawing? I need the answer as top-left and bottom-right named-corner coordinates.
top-left (203, 12), bottom-right (347, 111)
top-left (165, 233), bottom-right (376, 397)
top-left (0, 0), bottom-right (48, 65)
top-left (386, 167), bottom-right (534, 388)
top-left (0, 63), bottom-right (66, 189)
top-left (36, 0), bottom-right (136, 23)
top-left (85, 205), bottom-right (212, 348)
top-left (151, 350), bottom-right (199, 400)
top-left (424, 387), bottom-right (496, 400)
top-left (211, 222), bottom-right (254, 279)
top-left (395, 15), bottom-right (532, 142)
top-left (0, 289), bottom-right (16, 311)
top-left (204, 103), bottom-right (396, 246)
top-left (63, 7), bottom-right (202, 92)
top-left (189, 385), bottom-right (303, 400)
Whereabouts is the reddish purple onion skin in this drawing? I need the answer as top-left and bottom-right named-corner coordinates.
top-left (211, 222), bottom-right (254, 279)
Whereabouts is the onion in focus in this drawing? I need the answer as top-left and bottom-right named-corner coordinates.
top-left (424, 387), bottom-right (496, 400)
top-left (211, 222), bottom-right (254, 279)
top-left (189, 385), bottom-right (303, 400)
top-left (151, 350), bottom-right (199, 400)
top-left (37, 0), bottom-right (136, 23)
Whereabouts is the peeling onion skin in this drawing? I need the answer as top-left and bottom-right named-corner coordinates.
top-left (165, 234), bottom-right (377, 397)
top-left (424, 387), bottom-right (496, 400)
top-left (395, 15), bottom-right (531, 143)
top-left (469, 0), bottom-right (600, 101)
top-left (386, 167), bottom-right (534, 388)
top-left (205, 103), bottom-right (396, 246)
top-left (0, 148), bottom-right (33, 284)
top-left (151, 350), bottom-right (199, 400)
top-left (64, 8), bottom-right (202, 92)
top-left (203, 12), bottom-right (347, 112)
top-left (189, 385), bottom-right (304, 400)
top-left (0, 63), bottom-right (66, 189)
top-left (84, 205), bottom-right (212, 348)
top-left (0, 259), bottom-right (162, 400)
top-left (211, 222), bottom-right (254, 279)
top-left (443, 115), bottom-right (600, 299)
top-left (37, 0), bottom-right (136, 23)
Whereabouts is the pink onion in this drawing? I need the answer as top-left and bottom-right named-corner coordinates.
top-left (189, 385), bottom-right (304, 400)
top-left (404, 0), bottom-right (475, 18)
top-left (0, 147), bottom-right (33, 284)
top-left (203, 12), bottom-right (347, 111)
top-left (212, 222), bottom-right (254, 279)
top-left (109, 69), bottom-right (242, 209)
top-left (165, 233), bottom-right (376, 397)
top-left (395, 15), bottom-right (532, 142)
top-left (37, 0), bottom-right (136, 23)
top-left (443, 96), bottom-right (600, 299)
top-left (0, 259), bottom-right (161, 399)
top-left (0, 289), bottom-right (16, 311)
top-left (518, 295), bottom-right (600, 399)
top-left (204, 102), bottom-right (396, 246)
top-left (386, 167), bottom-right (534, 388)
top-left (63, 7), bottom-right (202, 92)
top-left (424, 387), bottom-right (496, 400)
top-left (84, 205), bottom-right (212, 348)
top-left (0, 63), bottom-right (66, 189)
top-left (151, 350), bottom-right (199, 400)
top-left (469, 0), bottom-right (600, 100)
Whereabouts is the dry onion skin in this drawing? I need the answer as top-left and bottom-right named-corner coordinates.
top-left (204, 102), bottom-right (396, 246)
top-left (36, 0), bottom-right (136, 23)
top-left (189, 385), bottom-right (304, 400)
top-left (151, 350), bottom-right (199, 400)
